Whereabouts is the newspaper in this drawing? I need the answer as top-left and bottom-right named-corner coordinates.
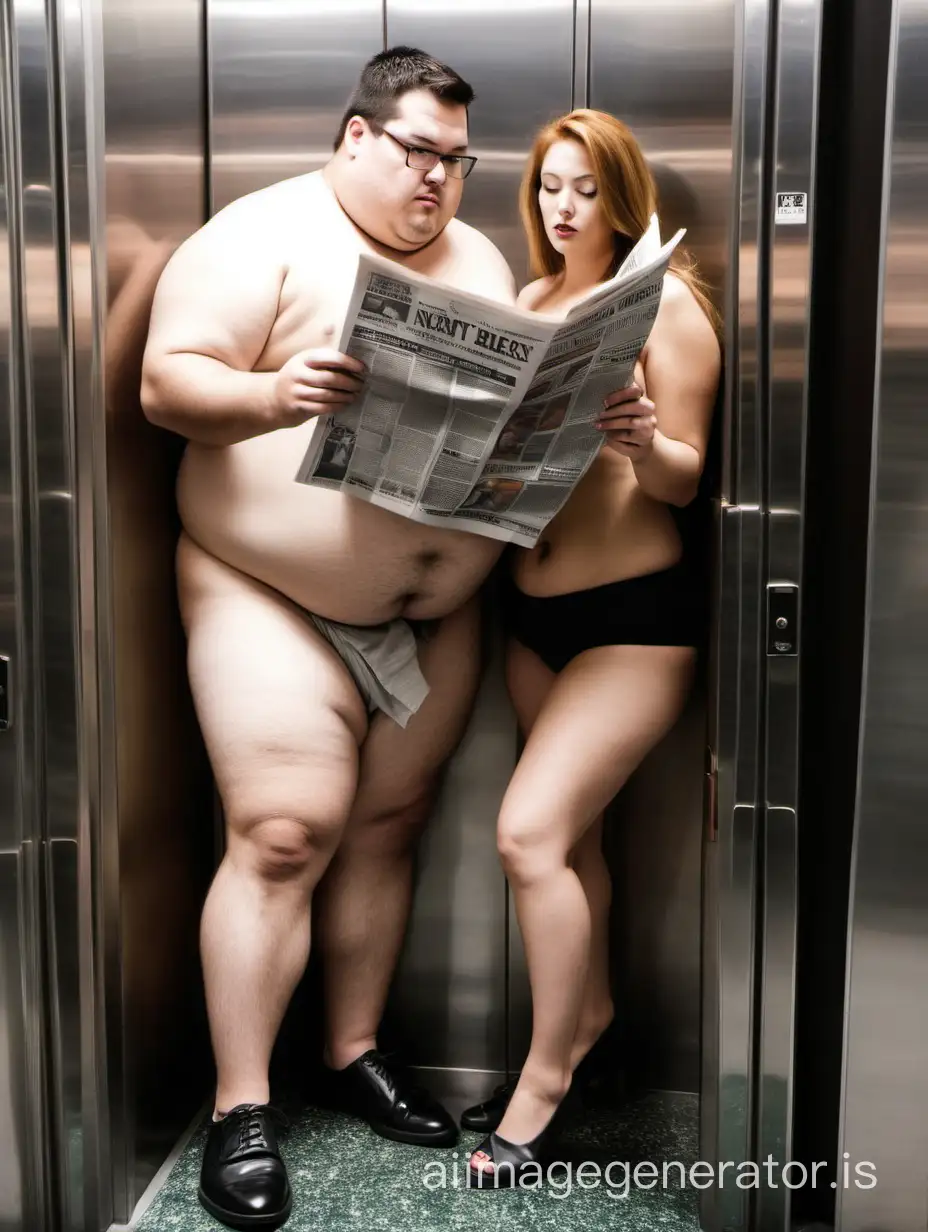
top-left (295, 213), bottom-right (684, 547)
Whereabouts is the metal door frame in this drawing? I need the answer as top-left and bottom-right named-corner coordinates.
top-left (704, 0), bottom-right (824, 1229)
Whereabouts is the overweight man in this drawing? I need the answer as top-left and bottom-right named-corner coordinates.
top-left (141, 46), bottom-right (517, 1228)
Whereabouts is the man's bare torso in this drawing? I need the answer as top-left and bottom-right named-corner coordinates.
top-left (177, 171), bottom-right (513, 624)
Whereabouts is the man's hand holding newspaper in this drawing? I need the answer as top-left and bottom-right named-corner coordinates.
top-left (295, 214), bottom-right (684, 547)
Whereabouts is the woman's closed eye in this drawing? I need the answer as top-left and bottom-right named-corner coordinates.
top-left (541, 183), bottom-right (597, 198)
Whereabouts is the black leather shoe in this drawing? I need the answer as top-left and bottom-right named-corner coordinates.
top-left (198, 1104), bottom-right (292, 1229)
top-left (327, 1049), bottom-right (457, 1146)
top-left (460, 1076), bottom-right (518, 1132)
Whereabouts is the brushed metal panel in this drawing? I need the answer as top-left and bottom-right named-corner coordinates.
top-left (208, 0), bottom-right (384, 212)
top-left (98, 0), bottom-right (216, 1218)
top-left (1, 4), bottom-right (57, 1227)
top-left (384, 0), bottom-right (573, 1074)
top-left (701, 2), bottom-right (768, 1224)
top-left (0, 0), bottom-right (19, 863)
top-left (573, 0), bottom-right (591, 109)
top-left (0, 853), bottom-right (33, 1231)
top-left (756, 1), bottom-right (824, 1227)
top-left (589, 0), bottom-right (734, 1106)
top-left (387, 0), bottom-right (575, 281)
top-left (8, 0), bottom-right (85, 1226)
top-left (58, 5), bottom-right (113, 1224)
top-left (590, 0), bottom-right (734, 328)
top-left (702, 505), bottom-right (763, 1232)
top-left (387, 629), bottom-right (516, 1070)
top-left (837, 1), bottom-right (928, 1228)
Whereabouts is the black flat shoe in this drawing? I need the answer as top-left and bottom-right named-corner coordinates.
top-left (467, 1081), bottom-right (580, 1191)
top-left (327, 1048), bottom-right (458, 1146)
top-left (198, 1103), bottom-right (292, 1229)
top-left (460, 1076), bottom-right (518, 1132)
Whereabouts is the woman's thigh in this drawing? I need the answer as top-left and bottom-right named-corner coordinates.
top-left (499, 644), bottom-right (696, 854)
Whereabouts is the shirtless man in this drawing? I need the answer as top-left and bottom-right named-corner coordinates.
top-left (140, 48), bottom-right (516, 1229)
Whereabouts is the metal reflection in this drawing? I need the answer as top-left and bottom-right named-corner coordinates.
top-left (838, 1), bottom-right (928, 1229)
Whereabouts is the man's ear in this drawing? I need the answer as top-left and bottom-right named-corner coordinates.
top-left (344, 116), bottom-right (368, 156)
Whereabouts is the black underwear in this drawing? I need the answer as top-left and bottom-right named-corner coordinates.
top-left (500, 560), bottom-right (707, 674)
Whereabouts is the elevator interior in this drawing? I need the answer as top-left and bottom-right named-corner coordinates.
top-left (3, 0), bottom-right (926, 1229)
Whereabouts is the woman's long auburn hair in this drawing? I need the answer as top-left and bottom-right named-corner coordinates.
top-left (519, 109), bottom-right (721, 336)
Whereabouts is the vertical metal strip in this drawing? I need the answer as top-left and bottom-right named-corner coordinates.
top-left (56, 0), bottom-right (118, 1224)
top-left (0, 3), bottom-right (49, 1226)
top-left (204, 0), bottom-right (214, 220)
top-left (756, 0), bottom-right (825, 1225)
top-left (572, 0), bottom-right (591, 111)
top-left (699, 0), bottom-right (771, 1224)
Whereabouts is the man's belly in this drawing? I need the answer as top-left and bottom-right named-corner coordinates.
top-left (175, 422), bottom-right (503, 624)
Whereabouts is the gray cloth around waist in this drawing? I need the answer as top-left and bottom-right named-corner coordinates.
top-left (309, 612), bottom-right (430, 729)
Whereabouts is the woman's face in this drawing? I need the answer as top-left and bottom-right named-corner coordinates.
top-left (538, 138), bottom-right (614, 264)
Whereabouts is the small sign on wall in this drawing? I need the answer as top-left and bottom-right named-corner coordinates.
top-left (775, 192), bottom-right (808, 224)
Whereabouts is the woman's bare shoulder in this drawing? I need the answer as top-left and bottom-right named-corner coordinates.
top-left (517, 276), bottom-right (557, 311)
top-left (654, 272), bottom-right (720, 349)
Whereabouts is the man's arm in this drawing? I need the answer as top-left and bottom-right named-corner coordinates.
top-left (455, 227), bottom-right (518, 307)
top-left (140, 199), bottom-right (285, 446)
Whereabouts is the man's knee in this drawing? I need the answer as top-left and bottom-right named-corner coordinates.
top-left (234, 812), bottom-right (346, 883)
top-left (348, 787), bottom-right (436, 855)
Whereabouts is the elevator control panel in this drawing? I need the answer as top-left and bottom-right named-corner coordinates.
top-left (766, 584), bottom-right (799, 656)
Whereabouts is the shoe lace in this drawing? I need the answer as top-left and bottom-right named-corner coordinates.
top-left (369, 1051), bottom-right (439, 1105)
top-left (234, 1104), bottom-right (290, 1152)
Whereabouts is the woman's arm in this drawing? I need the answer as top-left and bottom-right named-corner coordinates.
top-left (597, 275), bottom-right (721, 506)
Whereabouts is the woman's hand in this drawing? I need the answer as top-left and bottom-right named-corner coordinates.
top-left (596, 383), bottom-right (657, 458)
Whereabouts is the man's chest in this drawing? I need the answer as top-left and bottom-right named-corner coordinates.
top-left (261, 238), bottom-right (478, 367)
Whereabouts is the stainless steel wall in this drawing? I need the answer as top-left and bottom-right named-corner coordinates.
top-left (837, 0), bottom-right (928, 1227)
top-left (1, 1), bottom-right (95, 1226)
top-left (0, 6), bottom-right (43, 1227)
top-left (209, 0), bottom-right (384, 212)
top-left (97, 0), bottom-right (216, 1219)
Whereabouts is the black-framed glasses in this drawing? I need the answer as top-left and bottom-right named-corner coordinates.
top-left (380, 128), bottom-right (477, 180)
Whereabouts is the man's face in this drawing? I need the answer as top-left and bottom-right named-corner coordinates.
top-left (345, 89), bottom-right (468, 250)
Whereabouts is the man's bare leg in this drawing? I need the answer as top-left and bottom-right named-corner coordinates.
top-left (178, 533), bottom-right (369, 1115)
top-left (315, 596), bottom-right (482, 1073)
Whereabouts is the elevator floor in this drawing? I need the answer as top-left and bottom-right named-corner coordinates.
top-left (132, 1090), bottom-right (699, 1231)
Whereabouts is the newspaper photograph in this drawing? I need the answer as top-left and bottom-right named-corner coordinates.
top-left (295, 213), bottom-right (684, 547)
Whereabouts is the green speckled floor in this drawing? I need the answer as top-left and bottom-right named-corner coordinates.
top-left (134, 1091), bottom-right (700, 1231)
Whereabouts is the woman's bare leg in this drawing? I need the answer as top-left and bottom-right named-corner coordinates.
top-left (472, 643), bottom-right (694, 1172)
top-left (568, 815), bottom-right (615, 1063)
top-left (506, 641), bottom-right (616, 1066)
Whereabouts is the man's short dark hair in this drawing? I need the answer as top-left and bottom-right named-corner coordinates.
top-left (333, 46), bottom-right (475, 150)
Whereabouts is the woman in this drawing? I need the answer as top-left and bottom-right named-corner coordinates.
top-left (465, 110), bottom-right (721, 1187)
